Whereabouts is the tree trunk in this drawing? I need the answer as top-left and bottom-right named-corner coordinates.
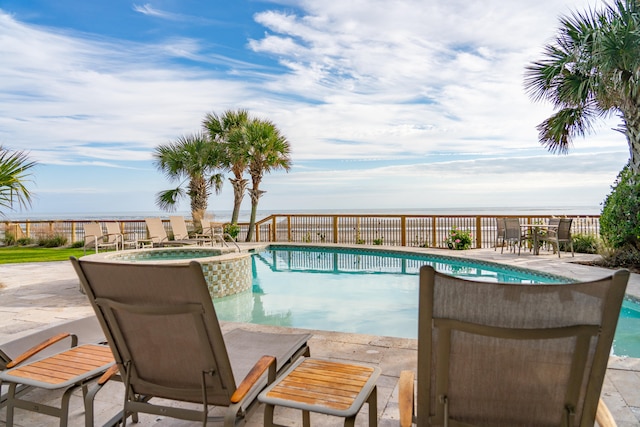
top-left (246, 184), bottom-right (266, 242)
top-left (189, 176), bottom-right (209, 232)
top-left (230, 177), bottom-right (248, 224)
top-left (621, 101), bottom-right (640, 176)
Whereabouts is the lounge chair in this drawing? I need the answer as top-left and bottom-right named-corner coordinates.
top-left (70, 258), bottom-right (311, 426)
top-left (539, 217), bottom-right (574, 258)
top-left (83, 222), bottom-right (118, 254)
top-left (0, 315), bottom-right (118, 426)
top-left (169, 215), bottom-right (206, 245)
top-left (144, 217), bottom-right (195, 247)
top-left (105, 222), bottom-right (138, 250)
top-left (398, 265), bottom-right (629, 427)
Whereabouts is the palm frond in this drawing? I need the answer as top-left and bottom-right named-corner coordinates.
top-left (155, 187), bottom-right (185, 212)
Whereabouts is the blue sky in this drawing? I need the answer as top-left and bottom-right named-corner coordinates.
top-left (0, 0), bottom-right (630, 218)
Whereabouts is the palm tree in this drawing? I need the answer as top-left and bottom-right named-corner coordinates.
top-left (202, 109), bottom-right (250, 225)
top-left (524, 0), bottom-right (640, 174)
top-left (228, 119), bottom-right (291, 241)
top-left (0, 146), bottom-right (36, 214)
top-left (153, 132), bottom-right (223, 231)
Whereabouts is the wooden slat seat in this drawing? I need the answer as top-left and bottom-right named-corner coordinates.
top-left (259, 357), bottom-right (380, 427)
top-left (0, 344), bottom-right (115, 426)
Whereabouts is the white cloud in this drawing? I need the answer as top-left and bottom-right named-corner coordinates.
top-left (0, 0), bottom-right (630, 214)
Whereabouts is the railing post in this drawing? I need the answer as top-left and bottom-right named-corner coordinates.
top-left (71, 222), bottom-right (77, 243)
top-left (25, 221), bottom-right (31, 239)
top-left (401, 216), bottom-right (407, 246)
top-left (287, 216), bottom-right (292, 242)
top-left (431, 217), bottom-right (437, 248)
top-left (475, 216), bottom-right (482, 248)
top-left (272, 216), bottom-right (277, 242)
top-left (333, 216), bottom-right (338, 244)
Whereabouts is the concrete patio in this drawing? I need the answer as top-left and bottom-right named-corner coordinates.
top-left (0, 246), bottom-right (639, 426)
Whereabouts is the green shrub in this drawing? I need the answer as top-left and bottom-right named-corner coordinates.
top-left (568, 233), bottom-right (599, 254)
top-left (600, 165), bottom-right (640, 250)
top-left (444, 226), bottom-right (472, 250)
top-left (71, 240), bottom-right (85, 248)
top-left (37, 233), bottom-right (67, 248)
top-left (224, 224), bottom-right (240, 241)
top-left (373, 237), bottom-right (384, 245)
top-left (17, 237), bottom-right (32, 246)
top-left (599, 244), bottom-right (640, 269)
top-left (3, 232), bottom-right (16, 246)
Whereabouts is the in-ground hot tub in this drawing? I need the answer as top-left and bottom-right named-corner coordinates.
top-left (81, 247), bottom-right (252, 298)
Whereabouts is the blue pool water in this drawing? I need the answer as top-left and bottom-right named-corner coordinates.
top-left (212, 246), bottom-right (640, 358)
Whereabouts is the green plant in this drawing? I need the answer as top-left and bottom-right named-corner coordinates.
top-left (37, 233), bottom-right (67, 248)
top-left (569, 233), bottom-right (599, 254)
top-left (17, 237), bottom-right (32, 246)
top-left (224, 224), bottom-right (240, 241)
top-left (3, 231), bottom-right (16, 246)
top-left (373, 237), bottom-right (384, 245)
top-left (443, 226), bottom-right (472, 250)
top-left (316, 232), bottom-right (326, 243)
top-left (600, 165), bottom-right (640, 250)
top-left (303, 231), bottom-right (312, 243)
top-left (71, 240), bottom-right (85, 248)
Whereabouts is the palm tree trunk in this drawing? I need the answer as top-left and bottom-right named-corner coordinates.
top-left (230, 177), bottom-right (248, 224)
top-left (623, 104), bottom-right (640, 176)
top-left (189, 176), bottom-right (209, 232)
top-left (246, 185), bottom-right (266, 242)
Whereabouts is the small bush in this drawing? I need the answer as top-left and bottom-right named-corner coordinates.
top-left (224, 224), bottom-right (240, 241)
top-left (71, 240), bottom-right (85, 248)
top-left (3, 232), bottom-right (16, 246)
top-left (444, 226), bottom-right (472, 250)
top-left (37, 234), bottom-right (68, 248)
top-left (600, 165), bottom-right (640, 250)
top-left (569, 233), bottom-right (599, 254)
top-left (599, 244), bottom-right (640, 270)
top-left (17, 237), bottom-right (33, 246)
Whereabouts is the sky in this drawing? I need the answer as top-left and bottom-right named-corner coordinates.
top-left (0, 0), bottom-right (631, 219)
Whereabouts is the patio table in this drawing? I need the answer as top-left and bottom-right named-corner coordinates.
top-left (520, 224), bottom-right (558, 255)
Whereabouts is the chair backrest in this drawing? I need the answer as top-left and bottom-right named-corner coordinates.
top-left (415, 265), bottom-right (629, 427)
top-left (104, 222), bottom-right (122, 244)
top-left (557, 218), bottom-right (573, 240)
top-left (169, 216), bottom-right (190, 240)
top-left (83, 222), bottom-right (104, 245)
top-left (71, 258), bottom-right (238, 405)
top-left (495, 217), bottom-right (505, 239)
top-left (502, 218), bottom-right (521, 239)
top-left (144, 218), bottom-right (168, 243)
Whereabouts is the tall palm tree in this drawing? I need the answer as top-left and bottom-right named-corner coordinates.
top-left (524, 0), bottom-right (640, 174)
top-left (0, 146), bottom-right (36, 214)
top-left (228, 119), bottom-right (291, 241)
top-left (202, 109), bottom-right (250, 225)
top-left (153, 132), bottom-right (223, 231)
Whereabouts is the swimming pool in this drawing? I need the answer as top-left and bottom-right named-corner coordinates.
top-left (211, 246), bottom-right (639, 357)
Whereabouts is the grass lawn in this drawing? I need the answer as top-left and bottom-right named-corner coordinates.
top-left (0, 246), bottom-right (87, 264)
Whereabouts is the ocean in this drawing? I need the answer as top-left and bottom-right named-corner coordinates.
top-left (5, 206), bottom-right (602, 222)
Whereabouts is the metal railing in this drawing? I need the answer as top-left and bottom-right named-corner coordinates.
top-left (1, 214), bottom-right (600, 249)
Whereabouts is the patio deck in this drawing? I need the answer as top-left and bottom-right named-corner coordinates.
top-left (0, 246), bottom-right (639, 426)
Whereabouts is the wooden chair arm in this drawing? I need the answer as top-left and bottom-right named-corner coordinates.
top-left (6, 332), bottom-right (74, 368)
top-left (230, 355), bottom-right (276, 404)
top-left (596, 398), bottom-right (617, 427)
top-left (399, 370), bottom-right (415, 427)
top-left (98, 364), bottom-right (120, 386)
